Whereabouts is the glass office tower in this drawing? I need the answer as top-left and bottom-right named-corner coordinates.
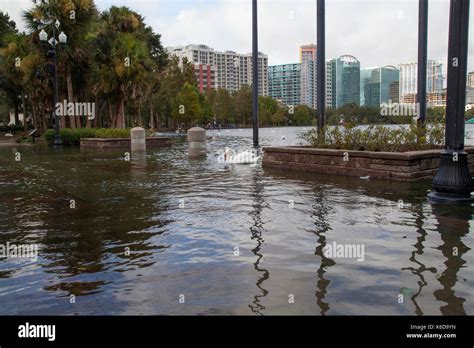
top-left (361, 66), bottom-right (399, 107)
top-left (330, 55), bottom-right (361, 109)
top-left (268, 63), bottom-right (302, 106)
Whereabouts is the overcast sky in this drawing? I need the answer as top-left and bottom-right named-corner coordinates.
top-left (1, 0), bottom-right (473, 74)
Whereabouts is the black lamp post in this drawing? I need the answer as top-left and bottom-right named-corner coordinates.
top-left (417, 0), bottom-right (428, 124)
top-left (252, 0), bottom-right (259, 148)
top-left (428, 0), bottom-right (474, 202)
top-left (38, 17), bottom-right (67, 147)
top-left (317, 0), bottom-right (326, 132)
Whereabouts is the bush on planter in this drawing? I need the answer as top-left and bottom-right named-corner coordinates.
top-left (301, 122), bottom-right (445, 152)
top-left (44, 128), bottom-right (132, 146)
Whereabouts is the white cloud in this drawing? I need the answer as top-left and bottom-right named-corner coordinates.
top-left (0, 0), bottom-right (473, 72)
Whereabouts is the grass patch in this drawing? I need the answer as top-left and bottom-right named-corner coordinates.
top-left (44, 128), bottom-right (132, 146)
top-left (301, 122), bottom-right (445, 152)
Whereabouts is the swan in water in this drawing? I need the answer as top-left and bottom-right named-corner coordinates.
top-left (224, 147), bottom-right (260, 164)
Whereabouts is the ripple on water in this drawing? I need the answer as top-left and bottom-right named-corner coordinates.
top-left (0, 127), bottom-right (473, 315)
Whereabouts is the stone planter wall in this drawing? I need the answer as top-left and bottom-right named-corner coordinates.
top-left (262, 146), bottom-right (474, 182)
top-left (80, 137), bottom-right (172, 150)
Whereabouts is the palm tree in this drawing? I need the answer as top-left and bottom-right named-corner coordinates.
top-left (89, 6), bottom-right (157, 128)
top-left (23, 0), bottom-right (98, 128)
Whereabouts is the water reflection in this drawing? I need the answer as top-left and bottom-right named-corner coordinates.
top-left (432, 204), bottom-right (470, 315)
top-left (248, 169), bottom-right (270, 315)
top-left (1, 128), bottom-right (474, 315)
top-left (311, 187), bottom-right (334, 315)
top-left (130, 151), bottom-right (148, 176)
top-left (401, 202), bottom-right (437, 315)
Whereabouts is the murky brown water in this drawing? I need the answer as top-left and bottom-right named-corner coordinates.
top-left (0, 127), bottom-right (473, 315)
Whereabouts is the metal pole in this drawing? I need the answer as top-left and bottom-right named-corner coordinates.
top-left (417, 0), bottom-right (428, 123)
top-left (429, 0), bottom-right (473, 202)
top-left (252, 0), bottom-right (259, 148)
top-left (51, 23), bottom-right (62, 147)
top-left (317, 0), bottom-right (326, 132)
top-left (52, 49), bottom-right (62, 147)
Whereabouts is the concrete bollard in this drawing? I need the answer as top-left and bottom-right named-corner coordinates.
top-left (131, 127), bottom-right (146, 152)
top-left (187, 127), bottom-right (206, 158)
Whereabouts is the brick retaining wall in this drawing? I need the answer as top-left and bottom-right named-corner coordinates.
top-left (80, 137), bottom-right (172, 150)
top-left (262, 146), bottom-right (474, 182)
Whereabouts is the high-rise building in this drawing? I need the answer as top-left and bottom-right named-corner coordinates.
top-left (465, 87), bottom-right (474, 104)
top-left (468, 72), bottom-right (474, 88)
top-left (360, 66), bottom-right (399, 107)
top-left (193, 64), bottom-right (218, 93)
top-left (389, 81), bottom-right (400, 103)
top-left (399, 60), bottom-right (443, 104)
top-left (325, 60), bottom-right (333, 109)
top-left (329, 55), bottom-right (360, 109)
top-left (268, 63), bottom-right (301, 106)
top-left (300, 44), bottom-right (317, 109)
top-left (166, 44), bottom-right (268, 95)
top-left (426, 86), bottom-right (474, 107)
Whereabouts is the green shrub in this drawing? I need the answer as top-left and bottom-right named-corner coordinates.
top-left (94, 128), bottom-right (131, 139)
top-left (44, 128), bottom-right (132, 146)
top-left (301, 121), bottom-right (445, 152)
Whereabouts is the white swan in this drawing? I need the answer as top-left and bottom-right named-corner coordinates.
top-left (224, 147), bottom-right (260, 164)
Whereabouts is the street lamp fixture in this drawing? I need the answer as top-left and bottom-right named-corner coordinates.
top-left (428, 0), bottom-right (473, 202)
top-left (37, 10), bottom-right (67, 148)
top-left (58, 31), bottom-right (67, 45)
top-left (39, 29), bottom-right (48, 42)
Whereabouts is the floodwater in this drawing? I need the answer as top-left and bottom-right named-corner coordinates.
top-left (0, 126), bottom-right (473, 315)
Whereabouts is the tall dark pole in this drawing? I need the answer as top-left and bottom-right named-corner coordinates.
top-left (429, 0), bottom-right (473, 202)
top-left (50, 23), bottom-right (62, 147)
top-left (317, 0), bottom-right (326, 132)
top-left (52, 49), bottom-right (62, 147)
top-left (252, 0), bottom-right (259, 148)
top-left (417, 0), bottom-right (428, 123)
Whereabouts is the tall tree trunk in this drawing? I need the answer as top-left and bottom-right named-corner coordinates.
top-left (60, 90), bottom-right (67, 129)
top-left (93, 95), bottom-right (99, 128)
top-left (14, 100), bottom-right (19, 126)
top-left (107, 99), bottom-right (114, 128)
top-left (115, 98), bottom-right (125, 128)
top-left (114, 96), bottom-right (125, 129)
top-left (21, 91), bottom-right (27, 132)
top-left (150, 100), bottom-right (155, 130)
top-left (66, 68), bottom-right (77, 128)
top-left (138, 99), bottom-right (142, 127)
top-left (122, 99), bottom-right (126, 128)
top-left (31, 99), bottom-right (38, 132)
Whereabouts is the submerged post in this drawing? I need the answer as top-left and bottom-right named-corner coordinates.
top-left (429, 0), bottom-right (474, 202)
top-left (417, 0), bottom-right (428, 123)
top-left (187, 127), bottom-right (206, 158)
top-left (252, 0), bottom-right (259, 148)
top-left (317, 0), bottom-right (326, 132)
top-left (131, 127), bottom-right (146, 152)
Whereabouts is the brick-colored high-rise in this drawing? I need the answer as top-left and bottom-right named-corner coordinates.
top-left (300, 44), bottom-right (317, 109)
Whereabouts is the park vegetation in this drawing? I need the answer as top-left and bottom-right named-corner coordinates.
top-left (0, 3), bottom-right (316, 133)
top-left (43, 127), bottom-right (132, 146)
top-left (1, 2), bottom-right (472, 136)
top-left (302, 121), bottom-right (445, 152)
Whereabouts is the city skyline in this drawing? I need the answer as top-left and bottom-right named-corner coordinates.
top-left (168, 41), bottom-right (469, 109)
top-left (169, 41), bottom-right (456, 105)
top-left (2, 0), bottom-right (474, 73)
